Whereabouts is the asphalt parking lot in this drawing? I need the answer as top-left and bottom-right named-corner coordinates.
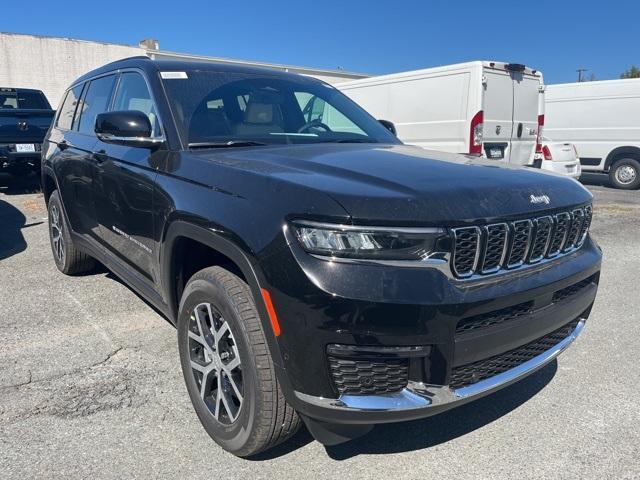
top-left (0, 174), bottom-right (638, 479)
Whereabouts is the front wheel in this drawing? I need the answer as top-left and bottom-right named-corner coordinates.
top-left (609, 158), bottom-right (640, 189)
top-left (47, 190), bottom-right (95, 275)
top-left (177, 266), bottom-right (300, 457)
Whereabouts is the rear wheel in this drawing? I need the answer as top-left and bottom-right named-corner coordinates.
top-left (609, 158), bottom-right (640, 189)
top-left (47, 190), bottom-right (95, 275)
top-left (177, 266), bottom-right (300, 457)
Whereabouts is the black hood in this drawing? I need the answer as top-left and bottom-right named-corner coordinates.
top-left (192, 143), bottom-right (592, 225)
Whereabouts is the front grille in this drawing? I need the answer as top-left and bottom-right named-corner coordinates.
top-left (552, 277), bottom-right (594, 303)
top-left (328, 356), bottom-right (409, 395)
top-left (449, 319), bottom-right (580, 390)
top-left (452, 227), bottom-right (480, 277)
top-left (451, 205), bottom-right (592, 279)
top-left (455, 301), bottom-right (534, 335)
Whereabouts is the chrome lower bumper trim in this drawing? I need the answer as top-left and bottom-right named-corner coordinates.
top-left (296, 319), bottom-right (585, 413)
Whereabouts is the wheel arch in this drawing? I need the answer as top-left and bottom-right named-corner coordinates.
top-left (162, 219), bottom-right (295, 401)
top-left (161, 220), bottom-right (264, 324)
top-left (41, 167), bottom-right (59, 205)
top-left (604, 146), bottom-right (640, 171)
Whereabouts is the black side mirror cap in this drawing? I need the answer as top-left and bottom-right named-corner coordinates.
top-left (95, 110), bottom-right (164, 148)
top-left (378, 119), bottom-right (397, 136)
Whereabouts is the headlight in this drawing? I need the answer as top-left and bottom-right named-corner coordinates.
top-left (291, 221), bottom-right (448, 261)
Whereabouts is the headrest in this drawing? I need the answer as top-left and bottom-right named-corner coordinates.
top-left (245, 102), bottom-right (274, 124)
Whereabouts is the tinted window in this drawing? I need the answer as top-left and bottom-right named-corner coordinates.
top-left (56, 85), bottom-right (84, 130)
top-left (77, 75), bottom-right (116, 135)
top-left (0, 89), bottom-right (50, 109)
top-left (112, 72), bottom-right (161, 137)
top-left (161, 71), bottom-right (399, 147)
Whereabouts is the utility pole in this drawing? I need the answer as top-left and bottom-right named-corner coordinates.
top-left (576, 68), bottom-right (589, 82)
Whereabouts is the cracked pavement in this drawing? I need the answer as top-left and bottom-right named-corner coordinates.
top-left (0, 174), bottom-right (639, 479)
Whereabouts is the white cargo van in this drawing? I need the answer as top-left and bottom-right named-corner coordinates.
top-left (337, 61), bottom-right (544, 166)
top-left (545, 79), bottom-right (640, 189)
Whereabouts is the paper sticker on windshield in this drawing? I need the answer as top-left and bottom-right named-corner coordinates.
top-left (161, 71), bottom-right (188, 79)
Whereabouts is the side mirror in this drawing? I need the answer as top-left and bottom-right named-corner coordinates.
top-left (95, 110), bottom-right (164, 148)
top-left (378, 119), bottom-right (397, 136)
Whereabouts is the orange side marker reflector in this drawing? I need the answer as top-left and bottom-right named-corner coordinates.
top-left (261, 288), bottom-right (281, 337)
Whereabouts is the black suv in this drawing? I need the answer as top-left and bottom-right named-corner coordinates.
top-left (42, 57), bottom-right (601, 456)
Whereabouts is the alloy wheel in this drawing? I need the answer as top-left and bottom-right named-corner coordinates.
top-left (50, 204), bottom-right (65, 264)
top-left (188, 302), bottom-right (244, 424)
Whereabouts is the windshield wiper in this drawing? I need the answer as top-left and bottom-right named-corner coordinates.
top-left (188, 141), bottom-right (268, 149)
top-left (325, 138), bottom-right (376, 144)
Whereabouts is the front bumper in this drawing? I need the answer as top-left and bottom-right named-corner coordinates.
top-left (294, 319), bottom-right (584, 424)
top-left (259, 228), bottom-right (601, 427)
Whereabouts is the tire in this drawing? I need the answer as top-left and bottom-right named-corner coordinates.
top-left (47, 190), bottom-right (96, 275)
top-left (177, 266), bottom-right (300, 457)
top-left (609, 158), bottom-right (640, 190)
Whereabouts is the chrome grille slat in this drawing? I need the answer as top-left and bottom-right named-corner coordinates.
top-left (450, 205), bottom-right (592, 279)
top-left (481, 223), bottom-right (508, 273)
top-left (452, 227), bottom-right (481, 278)
top-left (547, 212), bottom-right (571, 257)
top-left (528, 216), bottom-right (553, 263)
top-left (565, 208), bottom-right (585, 250)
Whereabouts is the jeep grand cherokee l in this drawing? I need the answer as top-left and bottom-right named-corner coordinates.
top-left (41, 57), bottom-right (601, 457)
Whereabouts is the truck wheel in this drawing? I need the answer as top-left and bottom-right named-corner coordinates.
top-left (177, 266), bottom-right (300, 457)
top-left (47, 190), bottom-right (95, 275)
top-left (609, 158), bottom-right (640, 189)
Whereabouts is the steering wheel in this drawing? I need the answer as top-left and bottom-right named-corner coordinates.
top-left (298, 119), bottom-right (332, 134)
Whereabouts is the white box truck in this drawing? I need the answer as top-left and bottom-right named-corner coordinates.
top-left (545, 79), bottom-right (640, 189)
top-left (336, 61), bottom-right (544, 166)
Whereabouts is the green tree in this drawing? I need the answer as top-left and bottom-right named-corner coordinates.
top-left (621, 66), bottom-right (640, 79)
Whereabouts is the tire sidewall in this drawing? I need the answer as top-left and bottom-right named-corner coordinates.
top-left (177, 276), bottom-right (259, 454)
top-left (47, 191), bottom-right (70, 272)
top-left (610, 158), bottom-right (640, 190)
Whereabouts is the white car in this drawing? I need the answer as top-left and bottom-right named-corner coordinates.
top-left (534, 137), bottom-right (581, 179)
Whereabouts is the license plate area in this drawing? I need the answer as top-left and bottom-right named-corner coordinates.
top-left (15, 144), bottom-right (36, 153)
top-left (484, 143), bottom-right (508, 160)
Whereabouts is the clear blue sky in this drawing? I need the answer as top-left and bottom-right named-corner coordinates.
top-left (2, 0), bottom-right (636, 84)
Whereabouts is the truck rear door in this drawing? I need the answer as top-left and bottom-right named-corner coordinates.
top-left (482, 69), bottom-right (514, 162)
top-left (482, 65), bottom-right (541, 165)
top-left (510, 72), bottom-right (540, 165)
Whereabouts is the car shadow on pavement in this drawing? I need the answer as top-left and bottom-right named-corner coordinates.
top-left (0, 172), bottom-right (42, 196)
top-left (0, 198), bottom-right (30, 261)
top-left (322, 360), bottom-right (558, 460)
top-left (580, 172), bottom-right (611, 188)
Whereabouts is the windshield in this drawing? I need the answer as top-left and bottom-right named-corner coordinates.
top-left (0, 89), bottom-right (50, 110)
top-left (161, 70), bottom-right (400, 147)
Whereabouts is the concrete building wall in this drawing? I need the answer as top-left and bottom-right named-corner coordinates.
top-left (0, 32), bottom-right (368, 109)
top-left (0, 32), bottom-right (144, 107)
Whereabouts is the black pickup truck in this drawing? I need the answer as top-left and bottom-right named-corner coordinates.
top-left (42, 57), bottom-right (601, 457)
top-left (0, 88), bottom-right (55, 176)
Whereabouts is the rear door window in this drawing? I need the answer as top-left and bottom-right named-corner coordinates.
top-left (112, 72), bottom-right (161, 137)
top-left (56, 84), bottom-right (84, 130)
top-left (77, 75), bottom-right (117, 135)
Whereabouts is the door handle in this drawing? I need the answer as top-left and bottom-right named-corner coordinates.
top-left (92, 150), bottom-right (108, 164)
top-left (58, 140), bottom-right (69, 151)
